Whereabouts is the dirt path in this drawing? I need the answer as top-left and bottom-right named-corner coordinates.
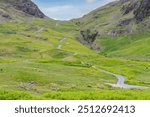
top-left (36, 27), bottom-right (44, 33)
top-left (62, 52), bottom-right (78, 60)
top-left (56, 37), bottom-right (66, 49)
top-left (57, 45), bottom-right (62, 49)
top-left (60, 37), bottom-right (66, 42)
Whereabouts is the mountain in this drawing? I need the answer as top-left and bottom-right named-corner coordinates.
top-left (0, 0), bottom-right (150, 100)
top-left (74, 0), bottom-right (150, 36)
top-left (134, 0), bottom-right (150, 21)
top-left (0, 0), bottom-right (46, 22)
top-left (73, 0), bottom-right (150, 60)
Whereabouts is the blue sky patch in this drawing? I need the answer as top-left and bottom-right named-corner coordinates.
top-left (32, 0), bottom-right (116, 20)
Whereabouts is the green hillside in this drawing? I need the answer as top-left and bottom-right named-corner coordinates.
top-left (0, 0), bottom-right (150, 100)
top-left (73, 0), bottom-right (150, 61)
top-left (0, 19), bottom-right (150, 99)
top-left (98, 31), bottom-right (150, 61)
top-left (73, 0), bottom-right (150, 36)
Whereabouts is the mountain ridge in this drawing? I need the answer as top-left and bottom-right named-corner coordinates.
top-left (73, 0), bottom-right (150, 37)
top-left (0, 0), bottom-right (46, 22)
top-left (71, 0), bottom-right (150, 53)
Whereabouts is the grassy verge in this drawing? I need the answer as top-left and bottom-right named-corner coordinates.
top-left (1, 89), bottom-right (150, 100)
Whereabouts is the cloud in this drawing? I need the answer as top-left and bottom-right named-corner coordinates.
top-left (85, 0), bottom-right (96, 4)
top-left (43, 5), bottom-right (74, 13)
top-left (41, 5), bottom-right (81, 20)
top-left (35, 0), bottom-right (117, 20)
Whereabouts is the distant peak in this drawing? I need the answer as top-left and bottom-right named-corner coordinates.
top-left (5, 0), bottom-right (46, 18)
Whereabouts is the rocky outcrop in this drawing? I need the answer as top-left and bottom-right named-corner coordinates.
top-left (73, 0), bottom-right (150, 47)
top-left (80, 29), bottom-right (98, 44)
top-left (0, 11), bottom-right (11, 19)
top-left (107, 29), bottom-right (130, 36)
top-left (121, 0), bottom-right (150, 22)
top-left (118, 18), bottom-right (133, 26)
top-left (134, 0), bottom-right (150, 21)
top-left (121, 0), bottom-right (139, 15)
top-left (6, 0), bottom-right (46, 18)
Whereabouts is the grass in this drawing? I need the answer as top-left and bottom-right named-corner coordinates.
top-left (85, 55), bottom-right (150, 86)
top-left (0, 18), bottom-right (150, 100)
top-left (43, 89), bottom-right (150, 100)
top-left (97, 31), bottom-right (150, 61)
top-left (1, 89), bottom-right (150, 100)
top-left (0, 62), bottom-right (115, 91)
top-left (0, 90), bottom-right (40, 100)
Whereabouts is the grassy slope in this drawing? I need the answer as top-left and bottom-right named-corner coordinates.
top-left (98, 31), bottom-right (150, 61)
top-left (0, 0), bottom-right (150, 99)
top-left (0, 18), bottom-right (150, 100)
top-left (73, 0), bottom-right (150, 62)
top-left (0, 19), bottom-right (117, 98)
top-left (73, 1), bottom-right (132, 34)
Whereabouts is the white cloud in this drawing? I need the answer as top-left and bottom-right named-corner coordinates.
top-left (43, 5), bottom-right (74, 13)
top-left (85, 0), bottom-right (96, 4)
top-left (35, 0), bottom-right (117, 20)
top-left (41, 5), bottom-right (81, 20)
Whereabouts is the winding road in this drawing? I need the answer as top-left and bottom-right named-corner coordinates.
top-left (92, 66), bottom-right (148, 89)
top-left (55, 36), bottom-right (147, 89)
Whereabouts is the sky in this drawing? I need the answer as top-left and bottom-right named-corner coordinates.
top-left (32, 0), bottom-right (116, 20)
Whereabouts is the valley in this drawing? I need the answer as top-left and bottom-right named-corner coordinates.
top-left (0, 0), bottom-right (150, 100)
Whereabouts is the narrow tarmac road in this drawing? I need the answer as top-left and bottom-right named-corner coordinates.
top-left (101, 69), bottom-right (148, 89)
top-left (92, 66), bottom-right (148, 89)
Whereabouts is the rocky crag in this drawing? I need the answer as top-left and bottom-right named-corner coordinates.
top-left (0, 0), bottom-right (46, 22)
top-left (6, 0), bottom-right (46, 18)
top-left (73, 0), bottom-right (150, 47)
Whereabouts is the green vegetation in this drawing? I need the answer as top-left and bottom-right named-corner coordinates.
top-left (0, 19), bottom-right (150, 100)
top-left (98, 31), bottom-right (150, 61)
top-left (1, 89), bottom-right (150, 100)
top-left (0, 0), bottom-right (150, 100)
top-left (72, 1), bottom-right (125, 34)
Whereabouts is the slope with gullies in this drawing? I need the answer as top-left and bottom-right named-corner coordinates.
top-left (0, 0), bottom-right (150, 100)
top-left (73, 0), bottom-right (150, 61)
top-left (74, 0), bottom-right (150, 36)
